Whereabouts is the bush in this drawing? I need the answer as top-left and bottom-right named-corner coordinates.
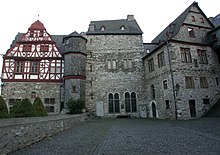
top-left (10, 100), bottom-right (21, 117)
top-left (33, 97), bottom-right (48, 116)
top-left (0, 96), bottom-right (10, 118)
top-left (13, 98), bottom-right (36, 117)
top-left (66, 99), bottom-right (85, 114)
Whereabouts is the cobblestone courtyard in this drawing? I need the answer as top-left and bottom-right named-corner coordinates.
top-left (10, 118), bottom-right (220, 155)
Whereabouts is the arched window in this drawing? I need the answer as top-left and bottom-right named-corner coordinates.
top-left (125, 92), bottom-right (137, 113)
top-left (108, 93), bottom-right (120, 113)
top-left (108, 93), bottom-right (113, 113)
top-left (125, 92), bottom-right (130, 112)
top-left (151, 85), bottom-right (155, 99)
top-left (114, 93), bottom-right (120, 113)
top-left (131, 92), bottom-right (137, 112)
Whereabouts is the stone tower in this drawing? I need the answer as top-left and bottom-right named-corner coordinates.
top-left (62, 31), bottom-right (87, 104)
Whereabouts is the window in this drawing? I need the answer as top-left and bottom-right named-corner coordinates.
top-left (185, 76), bottom-right (194, 89)
top-left (151, 84), bottom-right (155, 99)
top-left (194, 59), bottom-right (198, 67)
top-left (131, 92), bottom-right (137, 112)
top-left (108, 93), bottom-right (120, 113)
top-left (200, 77), bottom-right (208, 88)
top-left (23, 44), bottom-right (32, 52)
top-left (107, 59), bottom-right (117, 70)
top-left (31, 92), bottom-right (36, 98)
top-left (191, 16), bottom-right (195, 22)
top-left (39, 30), bottom-right (44, 37)
top-left (200, 17), bottom-right (204, 23)
top-left (9, 99), bottom-right (21, 106)
top-left (187, 27), bottom-right (195, 37)
top-left (125, 92), bottom-right (137, 113)
top-left (15, 62), bottom-right (23, 73)
top-left (40, 44), bottom-right (49, 52)
top-left (163, 80), bottom-right (168, 89)
top-left (31, 61), bottom-right (39, 73)
top-left (44, 98), bottom-right (55, 104)
top-left (148, 58), bottom-right (154, 72)
top-left (216, 77), bottom-right (219, 86)
top-left (120, 25), bottom-right (125, 30)
top-left (89, 65), bottom-right (93, 71)
top-left (181, 48), bottom-right (192, 62)
top-left (30, 30), bottom-right (34, 37)
top-left (165, 100), bottom-right (170, 109)
top-left (123, 59), bottom-right (132, 69)
top-left (157, 51), bottom-right (165, 68)
top-left (72, 86), bottom-right (77, 93)
top-left (197, 50), bottom-right (208, 64)
top-left (89, 39), bottom-right (92, 45)
top-left (203, 99), bottom-right (210, 105)
top-left (100, 26), bottom-right (105, 31)
top-left (112, 60), bottom-right (116, 69)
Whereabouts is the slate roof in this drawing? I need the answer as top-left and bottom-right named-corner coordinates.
top-left (86, 18), bottom-right (143, 35)
top-left (151, 1), bottom-right (214, 44)
top-left (63, 31), bottom-right (87, 41)
top-left (212, 14), bottom-right (220, 27)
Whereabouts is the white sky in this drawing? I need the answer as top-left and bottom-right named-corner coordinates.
top-left (0, 0), bottom-right (219, 72)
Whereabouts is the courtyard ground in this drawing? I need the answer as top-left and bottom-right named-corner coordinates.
top-left (10, 117), bottom-right (220, 155)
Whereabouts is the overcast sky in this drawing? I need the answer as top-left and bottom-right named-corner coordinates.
top-left (0, 0), bottom-right (219, 65)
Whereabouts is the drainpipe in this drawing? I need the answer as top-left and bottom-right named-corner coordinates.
top-left (166, 40), bottom-right (177, 119)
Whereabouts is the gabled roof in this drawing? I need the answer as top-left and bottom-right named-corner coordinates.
top-left (151, 1), bottom-right (214, 44)
top-left (87, 15), bottom-right (143, 35)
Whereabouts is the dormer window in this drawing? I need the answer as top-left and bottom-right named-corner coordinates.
top-left (100, 26), bottom-right (105, 31)
top-left (120, 25), bottom-right (125, 30)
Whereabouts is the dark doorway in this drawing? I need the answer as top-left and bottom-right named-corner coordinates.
top-left (152, 102), bottom-right (157, 118)
top-left (189, 100), bottom-right (196, 117)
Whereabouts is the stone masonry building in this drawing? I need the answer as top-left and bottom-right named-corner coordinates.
top-left (1, 2), bottom-right (220, 119)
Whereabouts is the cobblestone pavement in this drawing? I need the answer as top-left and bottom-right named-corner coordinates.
top-left (10, 118), bottom-right (220, 155)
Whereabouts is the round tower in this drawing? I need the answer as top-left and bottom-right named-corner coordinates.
top-left (62, 31), bottom-right (87, 104)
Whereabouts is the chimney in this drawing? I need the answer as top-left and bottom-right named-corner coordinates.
top-left (127, 15), bottom-right (134, 21)
top-left (89, 23), bottom-right (95, 31)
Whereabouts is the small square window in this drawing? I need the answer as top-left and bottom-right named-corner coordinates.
top-left (72, 86), bottom-right (77, 93)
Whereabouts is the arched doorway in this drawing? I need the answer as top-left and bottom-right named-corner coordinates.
top-left (152, 102), bottom-right (157, 118)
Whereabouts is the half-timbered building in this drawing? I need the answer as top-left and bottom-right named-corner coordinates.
top-left (1, 20), bottom-right (64, 113)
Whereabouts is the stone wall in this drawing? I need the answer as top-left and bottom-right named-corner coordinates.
top-left (84, 34), bottom-right (146, 116)
top-left (0, 114), bottom-right (87, 154)
top-left (1, 82), bottom-right (62, 114)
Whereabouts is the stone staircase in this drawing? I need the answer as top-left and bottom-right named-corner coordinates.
top-left (204, 99), bottom-right (220, 117)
